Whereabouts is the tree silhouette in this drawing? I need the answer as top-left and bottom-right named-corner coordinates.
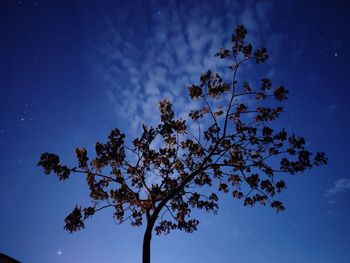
top-left (38, 25), bottom-right (327, 263)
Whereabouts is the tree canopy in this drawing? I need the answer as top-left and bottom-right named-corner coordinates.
top-left (38, 25), bottom-right (327, 263)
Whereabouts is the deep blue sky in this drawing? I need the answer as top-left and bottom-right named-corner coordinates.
top-left (1, 1), bottom-right (350, 262)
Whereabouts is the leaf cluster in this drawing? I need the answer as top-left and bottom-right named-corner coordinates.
top-left (38, 25), bottom-right (327, 236)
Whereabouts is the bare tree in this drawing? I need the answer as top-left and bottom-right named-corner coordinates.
top-left (38, 25), bottom-right (327, 263)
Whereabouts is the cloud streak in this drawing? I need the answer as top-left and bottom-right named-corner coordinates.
top-left (89, 0), bottom-right (278, 134)
top-left (325, 178), bottom-right (350, 197)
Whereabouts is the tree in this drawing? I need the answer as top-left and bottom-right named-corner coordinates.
top-left (38, 25), bottom-right (327, 263)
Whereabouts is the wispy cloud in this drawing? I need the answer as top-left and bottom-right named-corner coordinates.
top-left (325, 178), bottom-right (350, 197)
top-left (327, 104), bottom-right (337, 111)
top-left (327, 199), bottom-right (336, 205)
top-left (319, 103), bottom-right (337, 118)
top-left (89, 0), bottom-right (278, 134)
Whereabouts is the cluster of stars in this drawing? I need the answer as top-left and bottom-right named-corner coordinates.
top-left (19, 103), bottom-right (34, 124)
top-left (290, 38), bottom-right (341, 58)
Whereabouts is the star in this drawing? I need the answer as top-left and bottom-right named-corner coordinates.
top-left (334, 53), bottom-right (338, 57)
top-left (57, 250), bottom-right (62, 255)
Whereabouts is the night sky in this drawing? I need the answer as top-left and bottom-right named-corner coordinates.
top-left (1, 1), bottom-right (350, 262)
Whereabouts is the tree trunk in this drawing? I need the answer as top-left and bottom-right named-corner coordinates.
top-left (142, 224), bottom-right (152, 263)
top-left (140, 159), bottom-right (213, 263)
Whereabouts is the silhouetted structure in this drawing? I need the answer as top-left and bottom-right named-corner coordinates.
top-left (0, 253), bottom-right (20, 263)
top-left (38, 25), bottom-right (327, 263)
